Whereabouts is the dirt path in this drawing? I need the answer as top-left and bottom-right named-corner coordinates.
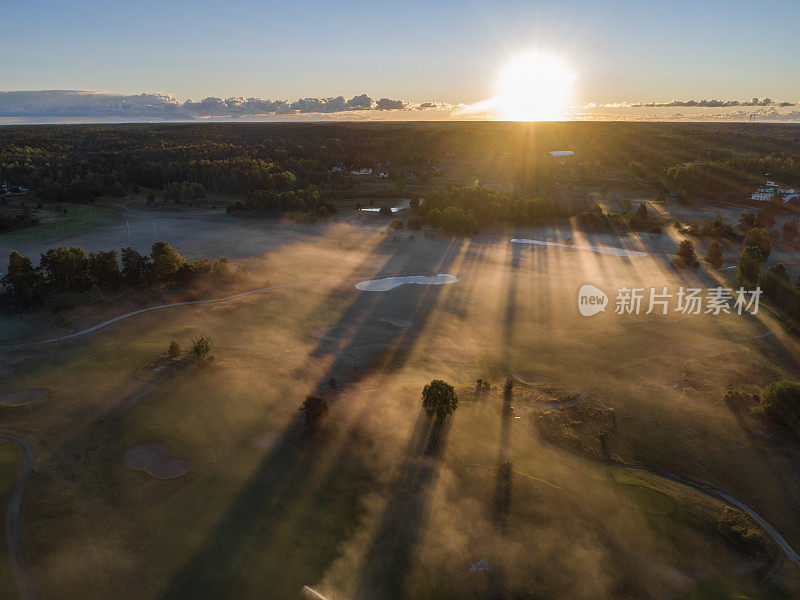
top-left (525, 389), bottom-right (800, 566)
top-left (0, 434), bottom-right (38, 600)
top-left (0, 275), bottom-right (390, 350)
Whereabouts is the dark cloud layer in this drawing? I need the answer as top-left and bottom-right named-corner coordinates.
top-left (0, 90), bottom-right (412, 118)
top-left (632, 97), bottom-right (796, 108)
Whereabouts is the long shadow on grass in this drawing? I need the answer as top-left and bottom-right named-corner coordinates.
top-left (492, 380), bottom-right (514, 531)
top-left (310, 237), bottom-right (464, 391)
top-left (352, 411), bottom-right (452, 600)
top-left (160, 237), bottom-right (465, 599)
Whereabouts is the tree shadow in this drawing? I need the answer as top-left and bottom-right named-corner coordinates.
top-left (353, 411), bottom-right (452, 600)
top-left (492, 380), bottom-right (513, 531)
top-left (159, 237), bottom-right (465, 598)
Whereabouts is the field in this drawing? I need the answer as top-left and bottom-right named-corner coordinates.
top-left (3, 190), bottom-right (800, 600)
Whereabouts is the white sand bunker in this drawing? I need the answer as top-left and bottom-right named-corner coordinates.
top-left (0, 388), bottom-right (49, 406)
top-left (377, 318), bottom-right (413, 327)
top-left (253, 432), bottom-right (284, 453)
top-left (359, 199), bottom-right (410, 213)
top-left (356, 273), bottom-right (458, 292)
top-left (511, 238), bottom-right (647, 257)
top-left (124, 443), bottom-right (193, 479)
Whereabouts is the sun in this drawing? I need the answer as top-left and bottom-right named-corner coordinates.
top-left (497, 51), bottom-right (575, 121)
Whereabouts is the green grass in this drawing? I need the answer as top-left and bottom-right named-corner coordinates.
top-left (4, 225), bottom-right (800, 599)
top-left (0, 200), bottom-right (120, 244)
top-left (613, 472), bottom-right (676, 514)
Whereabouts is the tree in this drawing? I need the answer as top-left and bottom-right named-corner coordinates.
top-left (704, 240), bottom-right (724, 269)
top-left (422, 379), bottom-right (458, 420)
top-left (738, 212), bottom-right (756, 231)
top-left (39, 245), bottom-right (91, 292)
top-left (111, 182), bottom-right (127, 197)
top-left (389, 219), bottom-right (404, 231)
top-left (146, 191), bottom-right (156, 205)
top-left (618, 198), bottom-right (632, 214)
top-left (753, 380), bottom-right (800, 428)
top-left (1, 251), bottom-right (41, 306)
top-left (213, 257), bottom-right (232, 280)
top-left (634, 201), bottom-right (647, 223)
top-left (120, 247), bottom-right (151, 287)
top-left (378, 206), bottom-right (392, 216)
top-left (743, 227), bottom-right (771, 258)
top-left (150, 241), bottom-right (185, 281)
top-left (676, 239), bottom-right (699, 268)
top-left (168, 339), bottom-right (181, 359)
top-left (191, 335), bottom-right (213, 361)
top-left (301, 395), bottom-right (329, 430)
top-left (759, 263), bottom-right (793, 309)
top-left (88, 250), bottom-right (121, 289)
top-left (737, 244), bottom-right (764, 288)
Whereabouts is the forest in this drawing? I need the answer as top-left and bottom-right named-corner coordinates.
top-left (2, 122), bottom-right (800, 213)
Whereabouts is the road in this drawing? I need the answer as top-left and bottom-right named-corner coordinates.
top-left (0, 434), bottom-right (38, 600)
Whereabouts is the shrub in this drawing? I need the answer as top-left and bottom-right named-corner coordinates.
top-left (736, 245), bottom-right (764, 288)
top-left (704, 240), bottom-right (724, 269)
top-left (378, 206), bottom-right (392, 216)
top-left (422, 379), bottom-right (458, 420)
top-left (753, 380), bottom-right (800, 428)
top-left (743, 227), bottom-right (771, 258)
top-left (389, 219), bottom-right (404, 231)
top-left (676, 239), bottom-right (699, 268)
top-left (191, 335), bottom-right (213, 361)
top-left (168, 339), bottom-right (181, 359)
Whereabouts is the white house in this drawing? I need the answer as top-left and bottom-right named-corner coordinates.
top-left (751, 181), bottom-right (798, 202)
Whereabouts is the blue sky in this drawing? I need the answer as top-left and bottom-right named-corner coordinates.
top-left (3, 0), bottom-right (799, 104)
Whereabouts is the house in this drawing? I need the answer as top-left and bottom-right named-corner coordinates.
top-left (548, 150), bottom-right (574, 157)
top-left (350, 168), bottom-right (373, 176)
top-left (751, 181), bottom-right (798, 202)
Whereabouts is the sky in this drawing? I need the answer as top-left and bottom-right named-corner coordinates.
top-left (2, 0), bottom-right (800, 109)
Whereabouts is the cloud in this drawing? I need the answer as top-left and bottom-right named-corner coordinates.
top-left (0, 90), bottom-right (187, 117)
top-left (375, 98), bottom-right (405, 110)
top-left (0, 90), bottom-right (425, 118)
top-left (630, 97), bottom-right (796, 108)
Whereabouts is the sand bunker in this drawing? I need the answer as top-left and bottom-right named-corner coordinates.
top-left (253, 432), bottom-right (284, 453)
top-left (359, 199), bottom-right (410, 213)
top-left (511, 238), bottom-right (647, 257)
top-left (356, 273), bottom-right (458, 292)
top-left (0, 388), bottom-right (49, 406)
top-left (123, 443), bottom-right (193, 479)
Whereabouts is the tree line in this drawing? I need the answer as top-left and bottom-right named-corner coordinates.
top-left (1, 242), bottom-right (236, 310)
